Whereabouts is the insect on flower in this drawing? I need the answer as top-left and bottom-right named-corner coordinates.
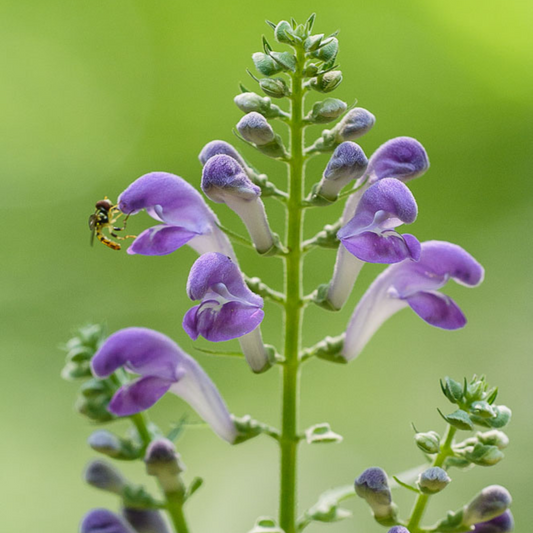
top-left (88, 198), bottom-right (136, 251)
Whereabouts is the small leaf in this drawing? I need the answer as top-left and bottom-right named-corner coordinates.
top-left (306, 13), bottom-right (316, 32)
top-left (392, 476), bottom-right (421, 494)
top-left (265, 20), bottom-right (276, 30)
top-left (186, 477), bottom-right (204, 499)
top-left (438, 408), bottom-right (474, 431)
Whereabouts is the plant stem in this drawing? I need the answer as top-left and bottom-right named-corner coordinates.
top-left (279, 45), bottom-right (306, 533)
top-left (406, 425), bottom-right (457, 533)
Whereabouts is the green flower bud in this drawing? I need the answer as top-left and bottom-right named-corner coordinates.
top-left (462, 485), bottom-right (512, 526)
top-left (477, 430), bottom-right (509, 450)
top-left (88, 430), bottom-right (140, 460)
top-left (308, 98), bottom-right (347, 124)
top-left (311, 37), bottom-right (339, 62)
top-left (440, 377), bottom-right (464, 404)
top-left (417, 467), bottom-right (451, 494)
top-left (270, 51), bottom-right (296, 72)
top-left (415, 431), bottom-right (441, 454)
top-left (252, 53), bottom-right (281, 76)
top-left (439, 408), bottom-right (474, 431)
top-left (304, 63), bottom-right (320, 77)
top-left (304, 34), bottom-right (324, 52)
top-left (464, 444), bottom-right (504, 466)
top-left (274, 21), bottom-right (293, 44)
top-left (234, 93), bottom-right (284, 119)
top-left (470, 401), bottom-right (497, 419)
top-left (310, 71), bottom-right (343, 93)
top-left (76, 394), bottom-right (115, 422)
top-left (260, 77), bottom-right (289, 99)
top-left (470, 406), bottom-right (512, 429)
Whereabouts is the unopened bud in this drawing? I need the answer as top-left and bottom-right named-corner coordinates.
top-left (310, 71), bottom-right (343, 93)
top-left (388, 528), bottom-right (410, 533)
top-left (355, 467), bottom-right (397, 524)
top-left (123, 508), bottom-right (171, 533)
top-left (81, 509), bottom-right (135, 533)
top-left (473, 510), bottom-right (514, 533)
top-left (311, 37), bottom-right (339, 62)
top-left (463, 485), bottom-right (512, 526)
top-left (304, 34), bottom-right (324, 52)
top-left (260, 77), bottom-right (289, 99)
top-left (84, 460), bottom-right (126, 495)
top-left (477, 430), bottom-right (509, 450)
top-left (234, 93), bottom-right (283, 119)
top-left (199, 140), bottom-right (247, 168)
top-left (464, 444), bottom-right (504, 466)
top-left (145, 438), bottom-right (185, 477)
top-left (237, 112), bottom-right (275, 145)
top-left (415, 431), bottom-right (441, 454)
top-left (252, 53), bottom-right (281, 76)
top-left (308, 98), bottom-right (347, 124)
top-left (417, 467), bottom-right (451, 494)
top-left (274, 21), bottom-right (293, 44)
top-left (335, 107), bottom-right (376, 141)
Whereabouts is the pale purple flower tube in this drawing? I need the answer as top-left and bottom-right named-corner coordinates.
top-left (202, 154), bottom-right (275, 254)
top-left (342, 137), bottom-right (429, 224)
top-left (473, 510), bottom-right (514, 533)
top-left (80, 509), bottom-right (136, 533)
top-left (91, 328), bottom-right (237, 443)
top-left (463, 486), bottom-right (512, 526)
top-left (315, 142), bottom-right (368, 201)
top-left (118, 172), bottom-right (236, 261)
top-left (183, 253), bottom-right (270, 373)
top-left (326, 178), bottom-right (420, 310)
top-left (342, 240), bottom-right (484, 360)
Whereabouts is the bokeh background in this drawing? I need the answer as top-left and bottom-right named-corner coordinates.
top-left (1, 0), bottom-right (532, 531)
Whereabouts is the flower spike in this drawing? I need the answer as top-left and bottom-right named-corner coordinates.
top-left (118, 172), bottom-right (236, 261)
top-left (202, 154), bottom-right (277, 254)
top-left (91, 328), bottom-right (237, 443)
top-left (183, 253), bottom-right (271, 373)
top-left (342, 240), bottom-right (484, 360)
top-left (325, 178), bottom-right (420, 310)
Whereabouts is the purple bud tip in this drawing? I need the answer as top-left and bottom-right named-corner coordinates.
top-left (324, 142), bottom-right (368, 181)
top-left (237, 112), bottom-right (275, 145)
top-left (202, 154), bottom-right (260, 202)
top-left (464, 485), bottom-right (512, 526)
top-left (388, 528), bottom-right (411, 533)
top-left (473, 510), bottom-right (514, 533)
top-left (199, 140), bottom-right (246, 167)
top-left (339, 107), bottom-right (376, 140)
top-left (145, 438), bottom-right (177, 465)
top-left (123, 508), bottom-right (171, 533)
top-left (418, 467), bottom-right (451, 494)
top-left (80, 509), bottom-right (135, 533)
top-left (84, 460), bottom-right (125, 493)
top-left (355, 467), bottom-right (391, 500)
top-left (88, 430), bottom-right (121, 454)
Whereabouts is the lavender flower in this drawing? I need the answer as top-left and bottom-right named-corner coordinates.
top-left (463, 486), bottom-right (512, 526)
top-left (315, 142), bottom-right (368, 201)
top-left (473, 511), bottom-right (514, 533)
top-left (91, 328), bottom-right (237, 443)
top-left (326, 178), bottom-right (420, 310)
top-left (237, 112), bottom-right (275, 145)
top-left (80, 509), bottom-right (135, 533)
top-left (117, 172), bottom-right (235, 260)
top-left (183, 253), bottom-right (270, 373)
top-left (342, 137), bottom-right (429, 224)
top-left (355, 467), bottom-right (397, 522)
top-left (342, 240), bottom-right (484, 360)
top-left (335, 107), bottom-right (376, 142)
top-left (198, 140), bottom-right (248, 169)
top-left (123, 508), bottom-right (171, 533)
top-left (202, 154), bottom-right (276, 254)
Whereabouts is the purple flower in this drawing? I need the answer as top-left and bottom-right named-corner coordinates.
top-left (91, 328), bottom-right (237, 443)
top-left (123, 508), bottom-right (171, 533)
top-left (388, 528), bottom-right (410, 533)
top-left (117, 172), bottom-right (235, 260)
top-left (342, 240), bottom-right (484, 360)
top-left (183, 253), bottom-right (270, 373)
top-left (341, 136), bottom-right (429, 225)
top-left (198, 140), bottom-right (248, 169)
top-left (463, 486), bottom-right (512, 526)
top-left (316, 142), bottom-right (368, 201)
top-left (202, 155), bottom-right (275, 254)
top-left (473, 511), bottom-right (514, 533)
top-left (80, 509), bottom-right (135, 533)
top-left (237, 112), bottom-right (275, 145)
top-left (335, 107), bottom-right (376, 142)
top-left (325, 178), bottom-right (420, 310)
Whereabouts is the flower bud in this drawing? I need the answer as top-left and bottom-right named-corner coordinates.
top-left (260, 77), bottom-right (289, 98)
top-left (308, 98), bottom-right (347, 124)
top-left (199, 140), bottom-right (247, 168)
top-left (388, 528), bottom-right (410, 533)
top-left (415, 431), bottom-right (441, 454)
top-left (304, 34), bottom-right (324, 52)
top-left (471, 401), bottom-right (497, 419)
top-left (123, 508), bottom-right (171, 533)
top-left (355, 467), bottom-right (397, 524)
top-left (88, 430), bottom-right (121, 457)
top-left (311, 37), bottom-right (339, 62)
top-left (81, 509), bottom-right (135, 533)
top-left (417, 467), bottom-right (451, 494)
top-left (274, 21), bottom-right (293, 44)
top-left (464, 444), bottom-right (504, 466)
top-left (270, 51), bottom-right (296, 72)
top-left (145, 438), bottom-right (185, 477)
top-left (237, 112), bottom-right (275, 145)
top-left (473, 510), bottom-right (514, 533)
top-left (310, 71), bottom-right (343, 93)
top-left (252, 52), bottom-right (282, 76)
top-left (477, 430), bottom-right (509, 450)
top-left (463, 485), bottom-right (512, 526)
top-left (335, 107), bottom-right (376, 141)
top-left (84, 459), bottom-right (126, 495)
top-left (234, 92), bottom-right (285, 119)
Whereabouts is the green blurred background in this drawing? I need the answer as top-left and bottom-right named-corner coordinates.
top-left (1, 0), bottom-right (532, 531)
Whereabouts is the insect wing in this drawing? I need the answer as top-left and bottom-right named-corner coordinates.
top-left (89, 213), bottom-right (97, 246)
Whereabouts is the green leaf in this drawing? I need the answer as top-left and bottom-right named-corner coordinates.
top-left (392, 476), bottom-right (421, 494)
top-left (438, 408), bottom-right (474, 431)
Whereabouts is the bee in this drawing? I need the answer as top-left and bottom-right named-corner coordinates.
top-left (89, 198), bottom-right (135, 251)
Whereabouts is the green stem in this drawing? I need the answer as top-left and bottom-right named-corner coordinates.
top-left (406, 425), bottom-right (457, 533)
top-left (279, 45), bottom-right (306, 533)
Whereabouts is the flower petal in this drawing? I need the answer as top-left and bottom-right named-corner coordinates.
top-left (186, 253), bottom-right (262, 306)
top-left (127, 225), bottom-right (199, 256)
top-left (80, 509), bottom-right (136, 533)
top-left (404, 290), bottom-right (467, 329)
top-left (367, 136), bottom-right (429, 183)
top-left (199, 140), bottom-right (247, 168)
top-left (182, 305), bottom-right (202, 340)
top-left (109, 376), bottom-right (174, 416)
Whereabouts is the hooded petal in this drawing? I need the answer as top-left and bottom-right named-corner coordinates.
top-left (324, 142), bottom-right (368, 182)
top-left (367, 136), bottom-right (429, 183)
top-left (198, 140), bottom-right (247, 168)
top-left (186, 253), bottom-right (262, 305)
top-left (127, 225), bottom-right (199, 256)
top-left (338, 178), bottom-right (420, 264)
top-left (342, 240), bottom-right (484, 360)
top-left (80, 509), bottom-right (136, 533)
